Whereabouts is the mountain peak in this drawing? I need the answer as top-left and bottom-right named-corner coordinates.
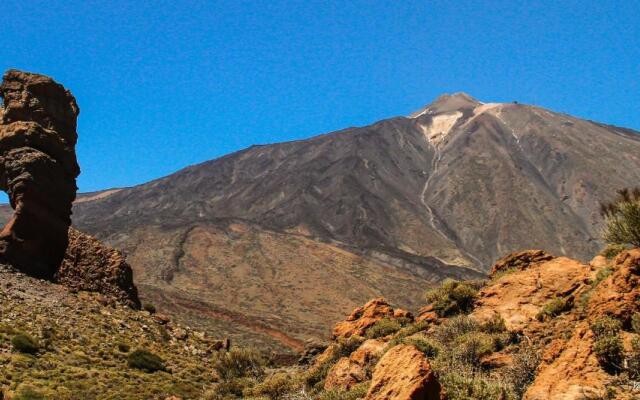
top-left (411, 92), bottom-right (482, 118)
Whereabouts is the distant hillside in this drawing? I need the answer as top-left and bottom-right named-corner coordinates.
top-left (19, 93), bottom-right (640, 350)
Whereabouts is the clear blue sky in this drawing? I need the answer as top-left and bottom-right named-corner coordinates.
top-left (0, 1), bottom-right (638, 194)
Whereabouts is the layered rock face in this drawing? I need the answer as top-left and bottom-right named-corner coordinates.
top-left (0, 70), bottom-right (79, 278)
top-left (57, 228), bottom-right (141, 309)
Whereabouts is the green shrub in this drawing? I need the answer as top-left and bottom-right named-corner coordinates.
top-left (435, 315), bottom-right (480, 343)
top-left (403, 337), bottom-right (440, 358)
top-left (336, 335), bottom-right (365, 357)
top-left (318, 381), bottom-right (370, 400)
top-left (248, 372), bottom-right (299, 399)
top-left (127, 349), bottom-right (166, 372)
top-left (632, 313), bottom-right (640, 334)
top-left (627, 337), bottom-right (640, 380)
top-left (205, 377), bottom-right (254, 400)
top-left (504, 344), bottom-right (541, 398)
top-left (13, 384), bottom-right (47, 400)
top-left (480, 314), bottom-right (507, 334)
top-left (593, 335), bottom-right (624, 374)
top-left (11, 333), bottom-right (39, 354)
top-left (439, 371), bottom-right (513, 400)
top-left (590, 316), bottom-right (622, 338)
top-left (452, 333), bottom-right (496, 366)
top-left (600, 244), bottom-right (628, 259)
top-left (425, 279), bottom-right (479, 317)
top-left (600, 188), bottom-right (640, 247)
top-left (142, 302), bottom-right (157, 314)
top-left (536, 297), bottom-right (571, 321)
top-left (117, 342), bottom-right (130, 353)
top-left (366, 318), bottom-right (402, 339)
top-left (593, 267), bottom-right (614, 287)
top-left (212, 348), bottom-right (265, 380)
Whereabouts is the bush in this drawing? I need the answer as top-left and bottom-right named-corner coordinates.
top-left (142, 302), bottom-right (157, 314)
top-left (593, 335), bottom-right (624, 374)
top-left (403, 337), bottom-right (440, 358)
top-left (318, 382), bottom-right (370, 400)
top-left (632, 313), bottom-right (640, 334)
top-left (439, 371), bottom-right (513, 400)
top-left (248, 372), bottom-right (300, 399)
top-left (536, 297), bottom-right (571, 321)
top-left (600, 244), bottom-right (628, 259)
top-left (480, 314), bottom-right (507, 334)
top-left (212, 348), bottom-right (265, 381)
top-left (205, 377), bottom-right (254, 400)
top-left (366, 318), bottom-right (402, 339)
top-left (593, 267), bottom-right (614, 286)
top-left (13, 384), bottom-right (47, 400)
top-left (435, 315), bottom-right (480, 343)
top-left (11, 333), bottom-right (39, 354)
top-left (628, 337), bottom-right (640, 380)
top-left (425, 279), bottom-right (479, 317)
top-left (337, 335), bottom-right (365, 357)
top-left (590, 316), bottom-right (622, 338)
top-left (600, 188), bottom-right (640, 247)
top-left (452, 333), bottom-right (496, 366)
top-left (504, 344), bottom-right (541, 398)
top-left (117, 342), bottom-right (130, 353)
top-left (127, 349), bottom-right (166, 372)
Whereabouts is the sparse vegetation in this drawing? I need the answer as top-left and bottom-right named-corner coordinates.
top-left (143, 302), bottom-right (157, 314)
top-left (127, 349), bottom-right (166, 372)
top-left (366, 318), bottom-right (402, 338)
top-left (600, 187), bottom-right (640, 247)
top-left (590, 316), bottom-right (624, 374)
top-left (536, 297), bottom-right (571, 321)
top-left (425, 279), bottom-right (481, 317)
top-left (212, 347), bottom-right (266, 381)
top-left (599, 243), bottom-right (627, 259)
top-left (11, 333), bottom-right (39, 354)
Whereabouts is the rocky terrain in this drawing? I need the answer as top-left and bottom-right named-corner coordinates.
top-left (235, 247), bottom-right (640, 400)
top-left (60, 92), bottom-right (640, 349)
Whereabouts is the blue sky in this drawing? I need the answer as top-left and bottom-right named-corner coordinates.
top-left (0, 1), bottom-right (638, 194)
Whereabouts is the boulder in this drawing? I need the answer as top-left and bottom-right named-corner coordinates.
top-left (324, 339), bottom-right (385, 390)
top-left (332, 298), bottom-right (413, 339)
top-left (57, 228), bottom-right (141, 308)
top-left (490, 249), bottom-right (554, 277)
top-left (0, 70), bottom-right (79, 278)
top-left (365, 344), bottom-right (444, 400)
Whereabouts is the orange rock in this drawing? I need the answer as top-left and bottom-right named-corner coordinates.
top-left (333, 298), bottom-right (412, 339)
top-left (325, 339), bottom-right (385, 391)
top-left (587, 249), bottom-right (640, 326)
top-left (365, 344), bottom-right (444, 400)
top-left (524, 324), bottom-right (609, 400)
top-left (490, 249), bottom-right (554, 277)
top-left (472, 256), bottom-right (592, 332)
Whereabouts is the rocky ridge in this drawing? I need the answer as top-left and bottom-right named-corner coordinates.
top-left (273, 247), bottom-right (640, 399)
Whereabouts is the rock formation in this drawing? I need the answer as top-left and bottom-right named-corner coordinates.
top-left (365, 344), bottom-right (444, 400)
top-left (57, 228), bottom-right (141, 309)
top-left (0, 70), bottom-right (79, 278)
top-left (332, 298), bottom-right (413, 339)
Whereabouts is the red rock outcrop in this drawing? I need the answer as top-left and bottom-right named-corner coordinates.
top-left (365, 344), bottom-right (444, 400)
top-left (57, 228), bottom-right (141, 308)
top-left (489, 249), bottom-right (555, 277)
top-left (332, 298), bottom-right (413, 339)
top-left (0, 70), bottom-right (79, 278)
top-left (324, 339), bottom-right (385, 390)
top-left (473, 255), bottom-right (592, 332)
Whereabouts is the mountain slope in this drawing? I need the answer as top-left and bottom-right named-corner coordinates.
top-left (68, 93), bottom-right (640, 350)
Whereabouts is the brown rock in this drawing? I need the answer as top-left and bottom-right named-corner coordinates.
top-left (56, 228), bottom-right (140, 308)
top-left (490, 250), bottom-right (554, 278)
top-left (0, 70), bottom-right (80, 278)
top-left (365, 344), bottom-right (444, 400)
top-left (324, 339), bottom-right (385, 391)
top-left (333, 298), bottom-right (413, 339)
top-left (153, 313), bottom-right (171, 325)
top-left (473, 256), bottom-right (592, 332)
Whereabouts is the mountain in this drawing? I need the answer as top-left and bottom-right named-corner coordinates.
top-left (60, 93), bottom-right (640, 350)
